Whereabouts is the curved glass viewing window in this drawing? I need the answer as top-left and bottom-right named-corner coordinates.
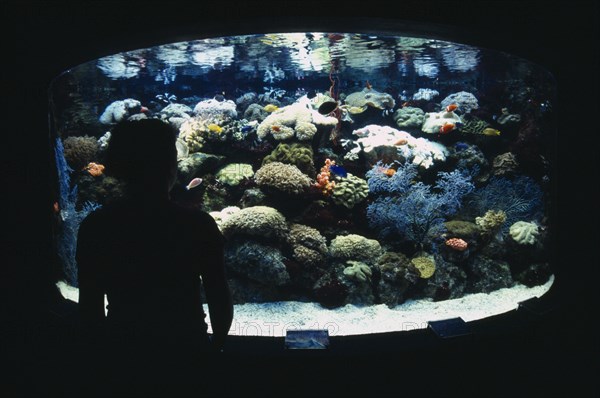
top-left (50, 32), bottom-right (556, 337)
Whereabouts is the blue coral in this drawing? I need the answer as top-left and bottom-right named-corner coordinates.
top-left (55, 138), bottom-right (101, 286)
top-left (463, 175), bottom-right (543, 234)
top-left (366, 162), bottom-right (474, 248)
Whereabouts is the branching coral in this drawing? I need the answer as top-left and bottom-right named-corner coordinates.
top-left (366, 162), bottom-right (474, 248)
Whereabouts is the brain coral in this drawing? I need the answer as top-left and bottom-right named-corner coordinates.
top-left (254, 162), bottom-right (311, 195)
top-left (62, 136), bottom-right (100, 170)
top-left (331, 173), bottom-right (369, 209)
top-left (288, 223), bottom-right (328, 267)
top-left (220, 205), bottom-right (288, 240)
top-left (262, 143), bottom-right (315, 176)
top-left (344, 87), bottom-right (396, 111)
top-left (393, 106), bottom-right (425, 128)
top-left (215, 163), bottom-right (254, 186)
top-left (329, 234), bottom-right (382, 262)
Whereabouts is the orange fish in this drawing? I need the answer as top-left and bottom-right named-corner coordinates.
top-left (52, 201), bottom-right (60, 214)
top-left (394, 139), bottom-right (408, 146)
top-left (384, 168), bottom-right (396, 177)
top-left (271, 125), bottom-right (281, 132)
top-left (445, 103), bottom-right (458, 112)
top-left (365, 80), bottom-right (372, 90)
top-left (439, 122), bottom-right (455, 134)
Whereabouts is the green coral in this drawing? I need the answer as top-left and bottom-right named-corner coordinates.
top-left (220, 205), bottom-right (288, 240)
top-left (331, 173), bottom-right (369, 209)
top-left (215, 163), bottom-right (254, 186)
top-left (393, 106), bottom-right (425, 128)
top-left (262, 143), bottom-right (315, 176)
top-left (460, 116), bottom-right (490, 134)
top-left (343, 261), bottom-right (372, 283)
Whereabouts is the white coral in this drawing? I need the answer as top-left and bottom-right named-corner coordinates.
top-left (509, 221), bottom-right (539, 245)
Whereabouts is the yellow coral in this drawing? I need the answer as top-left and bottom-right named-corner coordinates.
top-left (411, 255), bottom-right (436, 279)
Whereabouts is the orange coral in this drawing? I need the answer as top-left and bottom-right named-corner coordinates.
top-left (445, 238), bottom-right (468, 251)
top-left (84, 162), bottom-right (105, 177)
top-left (313, 158), bottom-right (336, 196)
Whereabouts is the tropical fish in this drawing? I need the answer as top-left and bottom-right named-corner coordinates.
top-left (394, 139), bottom-right (408, 146)
top-left (445, 103), bottom-right (458, 112)
top-left (271, 125), bottom-right (281, 132)
top-left (185, 177), bottom-right (203, 190)
top-left (365, 80), bottom-right (372, 90)
top-left (439, 122), bottom-right (455, 134)
top-left (482, 128), bottom-right (501, 136)
top-left (241, 125), bottom-right (254, 133)
top-left (264, 104), bottom-right (279, 112)
top-left (207, 123), bottom-right (223, 133)
top-left (328, 164), bottom-right (348, 178)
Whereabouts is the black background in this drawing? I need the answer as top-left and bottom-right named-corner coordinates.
top-left (2, 1), bottom-right (598, 397)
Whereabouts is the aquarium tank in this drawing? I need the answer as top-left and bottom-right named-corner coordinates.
top-left (49, 32), bottom-right (556, 337)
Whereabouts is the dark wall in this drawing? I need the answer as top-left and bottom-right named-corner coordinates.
top-left (3, 1), bottom-right (598, 396)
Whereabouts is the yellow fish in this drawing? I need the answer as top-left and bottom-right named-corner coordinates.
top-left (263, 104), bottom-right (279, 112)
top-left (207, 123), bottom-right (223, 133)
top-left (482, 128), bottom-right (501, 136)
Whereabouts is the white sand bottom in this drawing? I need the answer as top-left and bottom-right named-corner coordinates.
top-left (57, 276), bottom-right (553, 337)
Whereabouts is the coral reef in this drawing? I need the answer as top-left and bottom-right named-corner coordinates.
top-left (257, 96), bottom-right (337, 141)
top-left (411, 254), bottom-right (436, 279)
top-left (376, 251), bottom-right (419, 307)
top-left (445, 238), bottom-right (468, 251)
top-left (215, 163), bottom-right (254, 186)
top-left (54, 138), bottom-right (101, 286)
top-left (464, 176), bottom-right (543, 234)
top-left (440, 91), bottom-right (479, 114)
top-left (313, 158), bottom-right (336, 196)
top-left (492, 152), bottom-right (519, 176)
top-left (262, 142), bottom-right (315, 176)
top-left (62, 135), bottom-right (100, 171)
top-left (224, 240), bottom-right (290, 286)
top-left (465, 255), bottom-right (513, 293)
top-left (254, 162), bottom-right (311, 195)
top-left (509, 221), bottom-right (539, 245)
top-left (366, 162), bottom-right (474, 247)
top-left (421, 109), bottom-right (462, 134)
top-left (475, 210), bottom-right (507, 235)
top-left (288, 223), bottom-right (328, 267)
top-left (343, 87), bottom-right (395, 111)
top-left (193, 98), bottom-right (238, 120)
top-left (329, 234), bottom-right (382, 262)
top-left (393, 106), bottom-right (425, 128)
top-left (352, 125), bottom-right (448, 169)
top-left (412, 88), bottom-right (439, 101)
top-left (243, 103), bottom-right (268, 121)
top-left (220, 205), bottom-right (289, 240)
top-left (331, 173), bottom-right (369, 209)
top-left (99, 98), bottom-right (144, 125)
top-left (343, 261), bottom-right (372, 282)
top-left (158, 103), bottom-right (193, 128)
top-left (177, 152), bottom-right (224, 181)
top-left (496, 108), bottom-right (521, 125)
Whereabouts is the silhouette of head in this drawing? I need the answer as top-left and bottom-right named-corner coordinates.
top-left (105, 119), bottom-right (178, 193)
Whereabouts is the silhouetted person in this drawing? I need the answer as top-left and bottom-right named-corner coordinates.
top-left (76, 119), bottom-right (233, 361)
